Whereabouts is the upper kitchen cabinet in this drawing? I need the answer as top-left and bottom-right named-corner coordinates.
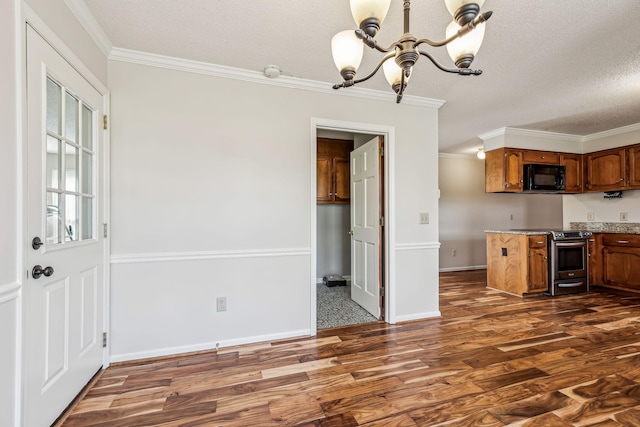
top-left (317, 138), bottom-right (353, 204)
top-left (584, 148), bottom-right (626, 192)
top-left (560, 153), bottom-right (583, 193)
top-left (485, 148), bottom-right (524, 192)
top-left (523, 150), bottom-right (559, 165)
top-left (627, 144), bottom-right (640, 188)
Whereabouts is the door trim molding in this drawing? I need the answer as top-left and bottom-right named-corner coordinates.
top-left (311, 118), bottom-right (396, 334)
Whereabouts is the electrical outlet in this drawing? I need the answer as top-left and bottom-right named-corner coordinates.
top-left (452, 249), bottom-right (457, 257)
top-left (587, 212), bottom-right (595, 222)
top-left (419, 213), bottom-right (429, 224)
top-left (621, 212), bottom-right (629, 221)
top-left (216, 296), bottom-right (227, 312)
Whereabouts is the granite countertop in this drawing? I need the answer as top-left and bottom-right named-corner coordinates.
top-left (570, 222), bottom-right (640, 234)
top-left (484, 229), bottom-right (550, 235)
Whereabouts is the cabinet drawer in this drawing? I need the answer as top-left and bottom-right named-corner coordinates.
top-left (528, 235), bottom-right (548, 248)
top-left (523, 150), bottom-right (559, 164)
top-left (601, 234), bottom-right (640, 248)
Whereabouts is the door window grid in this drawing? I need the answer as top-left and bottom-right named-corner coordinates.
top-left (46, 76), bottom-right (95, 245)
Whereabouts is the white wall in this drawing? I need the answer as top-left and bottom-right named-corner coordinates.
top-left (108, 59), bottom-right (441, 360)
top-left (438, 155), bottom-right (563, 271)
top-left (563, 191), bottom-right (640, 226)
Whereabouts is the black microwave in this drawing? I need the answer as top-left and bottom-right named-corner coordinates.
top-left (524, 164), bottom-right (566, 191)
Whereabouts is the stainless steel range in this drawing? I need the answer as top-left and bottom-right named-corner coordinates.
top-left (545, 230), bottom-right (592, 296)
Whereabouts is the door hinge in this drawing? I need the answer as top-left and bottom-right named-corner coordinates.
top-left (103, 223), bottom-right (108, 238)
top-left (103, 115), bottom-right (108, 130)
top-left (379, 216), bottom-right (385, 227)
top-left (380, 286), bottom-right (385, 297)
top-left (102, 332), bottom-right (107, 348)
top-left (379, 145), bottom-right (384, 157)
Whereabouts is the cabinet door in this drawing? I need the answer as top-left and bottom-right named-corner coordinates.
top-left (333, 158), bottom-right (350, 203)
top-left (560, 153), bottom-right (582, 193)
top-left (523, 150), bottom-right (559, 164)
top-left (528, 246), bottom-right (548, 292)
top-left (627, 145), bottom-right (640, 188)
top-left (588, 237), bottom-right (600, 286)
top-left (316, 156), bottom-right (332, 203)
top-left (504, 150), bottom-right (524, 191)
top-left (585, 148), bottom-right (626, 192)
top-left (602, 246), bottom-right (640, 290)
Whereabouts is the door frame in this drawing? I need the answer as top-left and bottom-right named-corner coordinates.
top-left (20, 2), bottom-right (111, 404)
top-left (310, 118), bottom-right (396, 335)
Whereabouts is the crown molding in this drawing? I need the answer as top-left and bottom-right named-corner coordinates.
top-left (582, 122), bottom-right (640, 142)
top-left (109, 47), bottom-right (445, 109)
top-left (64, 0), bottom-right (113, 57)
top-left (503, 127), bottom-right (584, 143)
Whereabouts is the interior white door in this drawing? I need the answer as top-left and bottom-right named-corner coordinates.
top-left (24, 25), bottom-right (105, 427)
top-left (350, 136), bottom-right (381, 318)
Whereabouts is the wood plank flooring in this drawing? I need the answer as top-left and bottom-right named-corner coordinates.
top-left (58, 270), bottom-right (640, 426)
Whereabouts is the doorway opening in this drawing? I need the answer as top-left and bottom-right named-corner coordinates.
top-left (312, 123), bottom-right (389, 331)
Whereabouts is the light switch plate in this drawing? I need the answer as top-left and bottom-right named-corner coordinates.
top-left (587, 212), bottom-right (595, 221)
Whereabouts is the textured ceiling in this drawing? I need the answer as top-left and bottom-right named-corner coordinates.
top-left (81, 0), bottom-right (640, 154)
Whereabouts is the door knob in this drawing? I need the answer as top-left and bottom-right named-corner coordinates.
top-left (32, 265), bottom-right (54, 279)
top-left (348, 230), bottom-right (354, 235)
top-left (32, 236), bottom-right (43, 250)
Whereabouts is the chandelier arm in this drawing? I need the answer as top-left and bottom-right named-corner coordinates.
top-left (332, 53), bottom-right (396, 90)
top-left (355, 29), bottom-right (401, 53)
top-left (414, 11), bottom-right (493, 48)
top-left (418, 51), bottom-right (482, 75)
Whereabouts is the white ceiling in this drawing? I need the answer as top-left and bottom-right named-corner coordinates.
top-left (80, 0), bottom-right (640, 154)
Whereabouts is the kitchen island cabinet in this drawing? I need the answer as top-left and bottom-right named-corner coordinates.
top-left (486, 231), bottom-right (548, 296)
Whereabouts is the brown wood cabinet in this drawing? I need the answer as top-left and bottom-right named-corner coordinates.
top-left (527, 236), bottom-right (549, 292)
top-left (485, 148), bottom-right (523, 192)
top-left (560, 153), bottom-right (583, 193)
top-left (627, 144), bottom-right (640, 188)
top-left (317, 138), bottom-right (353, 204)
top-left (600, 234), bottom-right (640, 291)
top-left (486, 232), bottom-right (548, 296)
top-left (584, 148), bottom-right (626, 192)
top-left (523, 150), bottom-right (559, 165)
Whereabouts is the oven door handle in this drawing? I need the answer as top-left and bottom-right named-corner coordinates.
top-left (558, 282), bottom-right (585, 288)
top-left (554, 241), bottom-right (586, 248)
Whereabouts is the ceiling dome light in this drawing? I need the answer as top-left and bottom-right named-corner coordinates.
top-left (477, 147), bottom-right (486, 159)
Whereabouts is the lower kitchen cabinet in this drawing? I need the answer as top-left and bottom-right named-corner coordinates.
top-left (486, 232), bottom-right (548, 296)
top-left (600, 234), bottom-right (640, 291)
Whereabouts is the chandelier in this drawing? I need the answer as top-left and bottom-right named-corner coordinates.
top-left (331, 0), bottom-right (493, 103)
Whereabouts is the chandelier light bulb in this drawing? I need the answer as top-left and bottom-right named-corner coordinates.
top-left (477, 148), bottom-right (486, 159)
top-left (350, 0), bottom-right (391, 36)
top-left (446, 20), bottom-right (486, 68)
top-left (331, 30), bottom-right (364, 80)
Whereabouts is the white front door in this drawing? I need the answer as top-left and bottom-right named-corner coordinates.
top-left (350, 136), bottom-right (382, 318)
top-left (24, 25), bottom-right (106, 427)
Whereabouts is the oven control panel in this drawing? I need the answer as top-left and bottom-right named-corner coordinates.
top-left (551, 230), bottom-right (593, 240)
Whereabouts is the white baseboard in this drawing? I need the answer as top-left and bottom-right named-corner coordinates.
top-left (109, 328), bottom-right (311, 363)
top-left (439, 265), bottom-right (487, 272)
top-left (395, 310), bottom-right (441, 323)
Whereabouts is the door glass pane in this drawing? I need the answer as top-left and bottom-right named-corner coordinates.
top-left (65, 143), bottom-right (78, 192)
top-left (82, 151), bottom-right (93, 194)
top-left (46, 136), bottom-right (61, 190)
top-left (81, 105), bottom-right (93, 150)
top-left (46, 78), bottom-right (61, 135)
top-left (46, 192), bottom-right (61, 244)
top-left (65, 195), bottom-right (78, 241)
top-left (81, 197), bottom-right (93, 240)
top-left (65, 93), bottom-right (78, 143)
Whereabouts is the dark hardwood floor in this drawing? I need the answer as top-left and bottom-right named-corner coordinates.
top-left (59, 270), bottom-right (640, 426)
